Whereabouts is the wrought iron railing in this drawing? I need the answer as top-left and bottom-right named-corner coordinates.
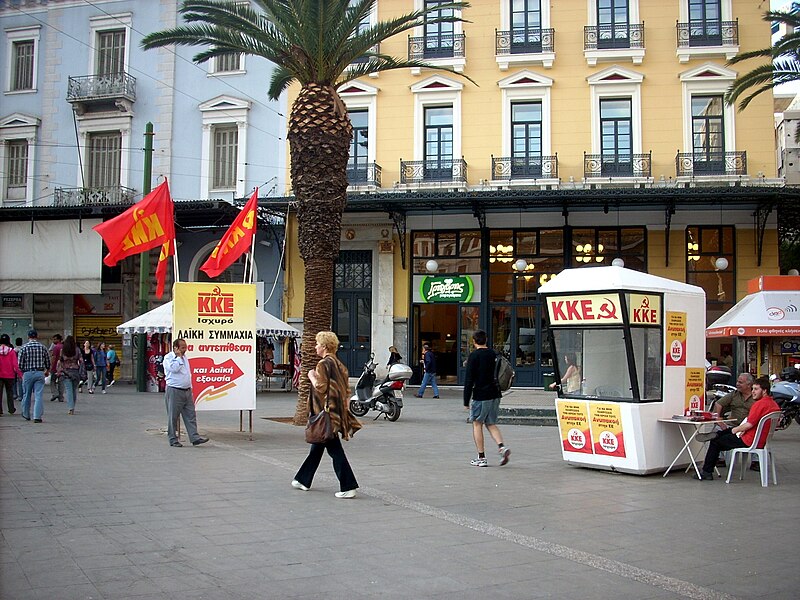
top-left (584, 152), bottom-right (651, 178)
top-left (492, 155), bottom-right (558, 180)
top-left (495, 27), bottom-right (555, 55)
top-left (408, 33), bottom-right (466, 60)
top-left (675, 151), bottom-right (747, 177)
top-left (54, 186), bottom-right (136, 207)
top-left (584, 23), bottom-right (644, 50)
top-left (66, 72), bottom-right (136, 102)
top-left (400, 159), bottom-right (467, 185)
top-left (676, 20), bottom-right (738, 48)
top-left (347, 162), bottom-right (382, 187)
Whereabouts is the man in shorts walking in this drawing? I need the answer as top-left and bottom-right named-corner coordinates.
top-left (463, 329), bottom-right (510, 467)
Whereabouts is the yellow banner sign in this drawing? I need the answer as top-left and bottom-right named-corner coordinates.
top-left (557, 400), bottom-right (592, 454)
top-left (547, 294), bottom-right (623, 326)
top-left (685, 367), bottom-right (705, 412)
top-left (628, 293), bottom-right (661, 326)
top-left (589, 402), bottom-right (626, 457)
top-left (173, 282), bottom-right (256, 411)
top-left (665, 311), bottom-right (687, 366)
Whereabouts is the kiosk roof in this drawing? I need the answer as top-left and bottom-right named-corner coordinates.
top-left (539, 266), bottom-right (705, 297)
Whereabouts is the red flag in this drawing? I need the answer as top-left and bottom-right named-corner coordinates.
top-left (200, 188), bottom-right (259, 278)
top-left (155, 239), bottom-right (173, 299)
top-left (93, 180), bottom-right (175, 267)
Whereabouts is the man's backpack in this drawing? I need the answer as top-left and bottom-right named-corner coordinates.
top-left (494, 352), bottom-right (515, 393)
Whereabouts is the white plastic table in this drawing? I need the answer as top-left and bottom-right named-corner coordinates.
top-left (658, 417), bottom-right (737, 479)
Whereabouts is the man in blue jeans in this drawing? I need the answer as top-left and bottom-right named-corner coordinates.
top-left (416, 343), bottom-right (439, 398)
top-left (18, 329), bottom-right (51, 423)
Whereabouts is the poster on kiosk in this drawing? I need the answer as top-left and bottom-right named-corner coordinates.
top-left (172, 282), bottom-right (257, 411)
top-left (540, 267), bottom-right (707, 475)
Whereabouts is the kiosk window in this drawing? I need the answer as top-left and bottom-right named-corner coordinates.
top-left (552, 327), bottom-right (634, 400)
top-left (631, 327), bottom-right (662, 401)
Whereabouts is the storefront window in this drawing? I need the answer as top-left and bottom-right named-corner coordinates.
top-left (492, 306), bottom-right (512, 359)
top-left (572, 227), bottom-right (646, 270)
top-left (686, 225), bottom-right (735, 324)
top-left (516, 306), bottom-right (536, 366)
top-left (413, 230), bottom-right (481, 274)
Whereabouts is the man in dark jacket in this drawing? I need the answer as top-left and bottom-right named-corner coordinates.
top-left (463, 330), bottom-right (510, 467)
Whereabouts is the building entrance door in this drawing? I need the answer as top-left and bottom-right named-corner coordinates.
top-left (333, 250), bottom-right (372, 374)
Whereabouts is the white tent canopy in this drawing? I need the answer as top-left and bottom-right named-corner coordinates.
top-left (116, 301), bottom-right (300, 338)
top-left (707, 290), bottom-right (800, 338)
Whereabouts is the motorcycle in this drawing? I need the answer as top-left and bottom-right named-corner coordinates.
top-left (349, 356), bottom-right (413, 421)
top-left (773, 367), bottom-right (800, 430)
top-left (705, 383), bottom-right (736, 410)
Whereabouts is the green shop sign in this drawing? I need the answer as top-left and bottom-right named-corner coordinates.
top-left (420, 275), bottom-right (474, 303)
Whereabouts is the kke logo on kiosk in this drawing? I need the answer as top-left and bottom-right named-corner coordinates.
top-left (197, 287), bottom-right (235, 325)
top-left (190, 357), bottom-right (244, 404)
top-left (547, 294), bottom-right (623, 325)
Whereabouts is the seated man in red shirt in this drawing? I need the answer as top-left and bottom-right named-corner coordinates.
top-left (698, 376), bottom-right (780, 481)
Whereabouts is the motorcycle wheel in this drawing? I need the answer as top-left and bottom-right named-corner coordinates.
top-left (385, 400), bottom-right (401, 422)
top-left (349, 399), bottom-right (369, 417)
top-left (777, 412), bottom-right (792, 431)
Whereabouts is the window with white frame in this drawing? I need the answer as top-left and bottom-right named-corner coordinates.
top-left (90, 14), bottom-right (131, 75)
top-left (411, 75), bottom-right (463, 173)
top-left (339, 81), bottom-right (378, 185)
top-left (587, 66), bottom-right (643, 176)
top-left (677, 0), bottom-right (737, 62)
top-left (585, 0), bottom-right (643, 66)
top-left (679, 63), bottom-right (737, 175)
top-left (87, 131), bottom-right (122, 188)
top-left (498, 70), bottom-right (553, 180)
top-left (6, 26), bottom-right (40, 93)
top-left (411, 0), bottom-right (465, 74)
top-left (212, 126), bottom-right (238, 190)
top-left (0, 113), bottom-right (39, 205)
top-left (213, 53), bottom-right (243, 74)
top-left (199, 95), bottom-right (250, 198)
top-left (497, 0), bottom-right (554, 69)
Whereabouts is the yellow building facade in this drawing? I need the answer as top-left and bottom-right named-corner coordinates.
top-left (281, 1), bottom-right (789, 387)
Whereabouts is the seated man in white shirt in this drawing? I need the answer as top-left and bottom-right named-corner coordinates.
top-left (163, 338), bottom-right (209, 448)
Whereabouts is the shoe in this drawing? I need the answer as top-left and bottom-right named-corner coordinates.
top-left (50, 397), bottom-right (57, 402)
top-left (291, 480), bottom-right (310, 491)
top-left (22, 415), bottom-right (30, 421)
top-left (335, 490), bottom-right (356, 499)
top-left (109, 380), bottom-right (115, 387)
top-left (695, 431), bottom-right (718, 443)
top-left (192, 437), bottom-right (209, 446)
top-left (433, 395), bottom-right (440, 399)
top-left (499, 446), bottom-right (511, 466)
top-left (68, 409), bottom-right (74, 415)
top-left (78, 384), bottom-right (83, 393)
top-left (170, 441), bottom-right (183, 447)
top-left (750, 462), bottom-right (760, 472)
top-left (33, 419), bottom-right (42, 423)
top-left (415, 395), bottom-right (423, 398)
top-left (8, 409), bottom-right (15, 414)
top-left (698, 470), bottom-right (714, 481)
top-left (470, 457), bottom-right (488, 467)
top-left (58, 398), bottom-right (64, 402)
top-left (88, 389), bottom-right (94, 394)
top-left (102, 390), bottom-right (107, 394)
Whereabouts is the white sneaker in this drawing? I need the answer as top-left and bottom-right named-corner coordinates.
top-left (291, 480), bottom-right (310, 491)
top-left (470, 457), bottom-right (488, 467)
top-left (499, 446), bottom-right (511, 466)
top-left (102, 390), bottom-right (107, 394)
top-left (109, 380), bottom-right (115, 387)
top-left (334, 489), bottom-right (356, 498)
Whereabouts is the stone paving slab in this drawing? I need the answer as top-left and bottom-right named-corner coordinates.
top-left (1, 383), bottom-right (799, 599)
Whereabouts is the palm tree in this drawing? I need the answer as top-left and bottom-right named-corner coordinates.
top-left (726, 10), bottom-right (800, 113)
top-left (142, 0), bottom-right (470, 424)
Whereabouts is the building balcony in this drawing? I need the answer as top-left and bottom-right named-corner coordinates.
top-left (54, 186), bottom-right (136, 207)
top-left (400, 158), bottom-right (467, 186)
top-left (584, 152), bottom-right (652, 179)
top-left (675, 151), bottom-right (747, 178)
top-left (676, 20), bottom-right (739, 62)
top-left (66, 72), bottom-right (136, 114)
top-left (350, 43), bottom-right (381, 64)
top-left (495, 27), bottom-right (555, 69)
top-left (347, 162), bottom-right (382, 188)
top-left (491, 155), bottom-right (558, 181)
top-left (408, 33), bottom-right (466, 73)
top-left (584, 23), bottom-right (644, 65)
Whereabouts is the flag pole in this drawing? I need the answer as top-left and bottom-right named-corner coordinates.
top-left (136, 122), bottom-right (155, 393)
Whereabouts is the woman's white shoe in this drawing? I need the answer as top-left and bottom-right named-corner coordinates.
top-left (291, 480), bottom-right (310, 491)
top-left (334, 490), bottom-right (356, 499)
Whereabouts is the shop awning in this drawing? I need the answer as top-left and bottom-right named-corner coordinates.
top-left (706, 283), bottom-right (800, 338)
top-left (116, 301), bottom-right (300, 338)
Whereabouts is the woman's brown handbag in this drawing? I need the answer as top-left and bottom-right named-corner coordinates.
top-left (305, 361), bottom-right (335, 444)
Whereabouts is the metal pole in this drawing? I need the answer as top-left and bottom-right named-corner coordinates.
top-left (136, 123), bottom-right (155, 392)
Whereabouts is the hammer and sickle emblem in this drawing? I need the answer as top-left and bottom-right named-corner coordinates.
top-left (640, 297), bottom-right (649, 309)
top-left (598, 298), bottom-right (618, 320)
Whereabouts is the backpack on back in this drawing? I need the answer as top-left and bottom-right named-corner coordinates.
top-left (494, 351), bottom-right (515, 393)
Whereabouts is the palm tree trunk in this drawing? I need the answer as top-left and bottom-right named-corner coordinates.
top-left (288, 83), bottom-right (352, 425)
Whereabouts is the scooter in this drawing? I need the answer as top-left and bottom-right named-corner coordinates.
top-left (773, 367), bottom-right (800, 430)
top-left (349, 356), bottom-right (413, 421)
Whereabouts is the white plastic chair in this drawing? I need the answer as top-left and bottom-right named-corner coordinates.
top-left (725, 411), bottom-right (782, 487)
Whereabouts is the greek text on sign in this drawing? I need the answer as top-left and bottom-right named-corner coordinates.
top-left (629, 294), bottom-right (661, 325)
top-left (420, 276), bottom-right (474, 303)
top-left (547, 294), bottom-right (623, 325)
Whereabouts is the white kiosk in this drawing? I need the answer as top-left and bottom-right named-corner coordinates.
top-left (539, 267), bottom-right (707, 475)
